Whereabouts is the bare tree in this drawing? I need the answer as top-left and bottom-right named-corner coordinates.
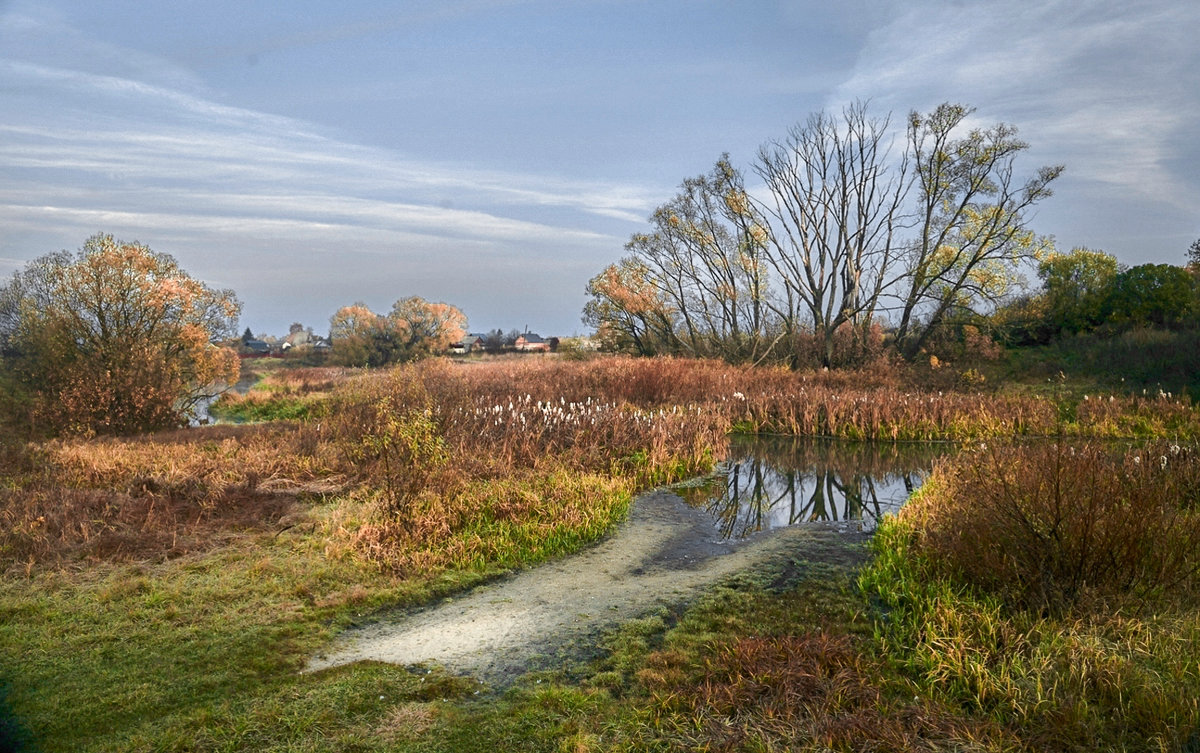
top-left (754, 101), bottom-right (910, 367)
top-left (585, 101), bottom-right (1060, 367)
top-left (483, 329), bottom-right (505, 353)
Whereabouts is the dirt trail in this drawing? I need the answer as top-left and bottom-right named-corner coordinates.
top-left (306, 488), bottom-right (868, 683)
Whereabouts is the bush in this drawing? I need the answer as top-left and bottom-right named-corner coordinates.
top-left (0, 236), bottom-right (240, 436)
top-left (326, 369), bottom-right (447, 514)
top-left (902, 440), bottom-right (1200, 615)
top-left (863, 516), bottom-right (1200, 751)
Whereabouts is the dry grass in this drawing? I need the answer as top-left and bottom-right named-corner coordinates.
top-left (639, 631), bottom-right (1011, 752)
top-left (436, 356), bottom-right (1198, 440)
top-left (902, 440), bottom-right (1200, 615)
top-left (0, 424), bottom-right (341, 572)
top-left (6, 356), bottom-right (1198, 575)
top-left (375, 702), bottom-right (438, 742)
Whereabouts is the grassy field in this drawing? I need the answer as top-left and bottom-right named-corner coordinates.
top-left (2, 356), bottom-right (1198, 751)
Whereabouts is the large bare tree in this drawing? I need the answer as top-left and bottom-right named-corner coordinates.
top-left (754, 101), bottom-right (909, 367)
top-left (586, 102), bottom-right (1061, 367)
top-left (586, 157), bottom-right (773, 361)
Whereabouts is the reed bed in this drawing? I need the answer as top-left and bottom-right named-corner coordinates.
top-left (319, 363), bottom-right (728, 573)
top-left (902, 440), bottom-right (1200, 615)
top-left (862, 439), bottom-right (1200, 751)
top-left (434, 356), bottom-right (1200, 440)
top-left (6, 355), bottom-right (1199, 574)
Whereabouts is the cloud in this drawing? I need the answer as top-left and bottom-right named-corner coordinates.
top-left (831, 0), bottom-right (1200, 211)
top-left (0, 44), bottom-right (653, 333)
top-left (0, 61), bottom-right (658, 221)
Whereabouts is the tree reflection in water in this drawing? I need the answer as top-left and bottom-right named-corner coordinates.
top-left (684, 435), bottom-right (952, 539)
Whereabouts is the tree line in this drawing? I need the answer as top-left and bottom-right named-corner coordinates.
top-left (584, 101), bottom-right (1066, 366)
top-left (995, 247), bottom-right (1200, 345)
top-left (0, 235), bottom-right (469, 437)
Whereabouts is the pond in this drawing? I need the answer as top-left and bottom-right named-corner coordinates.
top-left (681, 435), bottom-right (954, 539)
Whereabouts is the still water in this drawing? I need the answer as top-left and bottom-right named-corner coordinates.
top-left (682, 435), bottom-right (953, 539)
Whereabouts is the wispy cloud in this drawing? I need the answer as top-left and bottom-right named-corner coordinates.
top-left (831, 0), bottom-right (1200, 215)
top-left (0, 62), bottom-right (657, 223)
top-left (0, 47), bottom-right (651, 332)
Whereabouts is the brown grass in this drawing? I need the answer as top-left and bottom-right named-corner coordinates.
top-left (639, 631), bottom-right (1010, 752)
top-left (902, 440), bottom-right (1200, 615)
top-left (6, 356), bottom-right (1199, 574)
top-left (0, 424), bottom-right (342, 572)
top-left (375, 702), bottom-right (438, 742)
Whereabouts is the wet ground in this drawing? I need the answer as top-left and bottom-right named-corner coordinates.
top-left (306, 486), bottom-right (870, 684)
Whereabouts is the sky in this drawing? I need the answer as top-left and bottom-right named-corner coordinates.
top-left (2, 0), bottom-right (1198, 338)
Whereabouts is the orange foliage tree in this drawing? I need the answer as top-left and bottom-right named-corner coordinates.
top-left (583, 258), bottom-right (678, 355)
top-left (0, 234), bottom-right (240, 436)
top-left (328, 296), bottom-right (466, 367)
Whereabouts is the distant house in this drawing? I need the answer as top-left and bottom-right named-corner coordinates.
top-left (241, 339), bottom-right (271, 357)
top-left (449, 333), bottom-right (487, 355)
top-left (514, 332), bottom-right (550, 352)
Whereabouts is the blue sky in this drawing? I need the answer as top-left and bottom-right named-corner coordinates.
top-left (3, 0), bottom-right (1198, 337)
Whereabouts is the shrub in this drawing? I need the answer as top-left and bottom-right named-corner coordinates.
top-left (863, 516), bottom-right (1200, 751)
top-left (326, 369), bottom-right (447, 514)
top-left (902, 440), bottom-right (1200, 615)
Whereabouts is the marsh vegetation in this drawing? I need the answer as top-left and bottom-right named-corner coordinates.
top-left (1, 356), bottom-right (1198, 752)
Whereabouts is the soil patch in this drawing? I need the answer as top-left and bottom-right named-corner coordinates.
top-left (307, 488), bottom-right (869, 684)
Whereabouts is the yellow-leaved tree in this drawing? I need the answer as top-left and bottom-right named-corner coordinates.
top-left (328, 296), bottom-right (466, 367)
top-left (0, 234), bottom-right (241, 436)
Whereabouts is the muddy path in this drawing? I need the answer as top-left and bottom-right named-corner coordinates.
top-left (306, 487), bottom-right (869, 684)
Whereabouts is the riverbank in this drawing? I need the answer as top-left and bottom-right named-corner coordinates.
top-left (307, 488), bottom-right (869, 683)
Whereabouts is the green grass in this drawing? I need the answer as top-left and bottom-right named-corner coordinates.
top-left (1, 522), bottom-right (385, 751)
top-left (859, 509), bottom-right (1200, 752)
top-left (7, 481), bottom-right (1198, 751)
top-left (0, 507), bottom-right (873, 753)
top-left (207, 392), bottom-right (323, 422)
top-left (997, 328), bottom-right (1200, 402)
top-left (0, 484), bottom-right (634, 753)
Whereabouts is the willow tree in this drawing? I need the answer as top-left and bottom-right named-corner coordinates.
top-left (587, 102), bottom-right (1060, 366)
top-left (389, 296), bottom-right (468, 359)
top-left (0, 234), bottom-right (240, 435)
top-left (754, 101), bottom-right (909, 367)
top-left (893, 104), bottom-right (1062, 359)
top-left (585, 157), bottom-right (772, 361)
top-left (583, 258), bottom-right (678, 355)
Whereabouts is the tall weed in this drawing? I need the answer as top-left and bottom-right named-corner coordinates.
top-left (901, 440), bottom-right (1200, 616)
top-left (863, 516), bottom-right (1200, 751)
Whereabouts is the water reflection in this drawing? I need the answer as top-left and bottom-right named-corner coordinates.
top-left (683, 436), bottom-right (952, 538)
